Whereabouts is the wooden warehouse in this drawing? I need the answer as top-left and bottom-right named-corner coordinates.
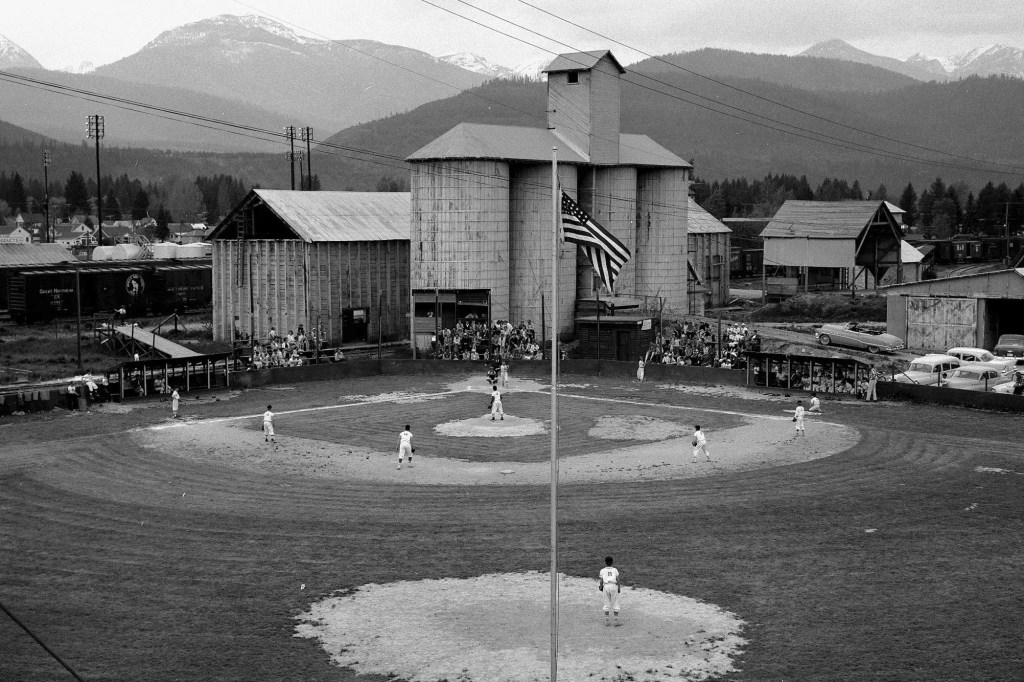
top-left (687, 198), bottom-right (732, 314)
top-left (760, 200), bottom-right (903, 300)
top-left (883, 268), bottom-right (1024, 350)
top-left (208, 190), bottom-right (410, 345)
top-left (406, 50), bottom-right (693, 352)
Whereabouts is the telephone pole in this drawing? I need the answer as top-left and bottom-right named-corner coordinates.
top-left (42, 150), bottom-right (51, 243)
top-left (284, 126), bottom-right (297, 190)
top-left (87, 115), bottom-right (105, 245)
top-left (300, 127), bottom-right (313, 190)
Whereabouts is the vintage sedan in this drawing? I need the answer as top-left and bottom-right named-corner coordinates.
top-left (941, 365), bottom-right (1013, 391)
top-left (815, 323), bottom-right (904, 353)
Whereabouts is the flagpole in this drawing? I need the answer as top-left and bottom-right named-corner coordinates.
top-left (550, 145), bottom-right (559, 682)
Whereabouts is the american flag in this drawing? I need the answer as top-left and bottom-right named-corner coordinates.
top-left (560, 190), bottom-right (631, 291)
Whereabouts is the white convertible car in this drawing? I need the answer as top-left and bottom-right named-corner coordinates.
top-left (815, 323), bottom-right (904, 353)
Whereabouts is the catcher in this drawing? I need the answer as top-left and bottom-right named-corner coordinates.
top-left (488, 385), bottom-right (504, 421)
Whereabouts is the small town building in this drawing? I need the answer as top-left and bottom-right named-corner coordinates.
top-left (687, 198), bottom-right (731, 313)
top-left (760, 200), bottom-right (903, 299)
top-left (575, 314), bottom-right (654, 361)
top-left (0, 225), bottom-right (32, 244)
top-left (883, 268), bottom-right (1024, 350)
top-left (208, 189), bottom-right (410, 346)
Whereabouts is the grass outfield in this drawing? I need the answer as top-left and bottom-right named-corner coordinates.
top-left (2, 371), bottom-right (1023, 681)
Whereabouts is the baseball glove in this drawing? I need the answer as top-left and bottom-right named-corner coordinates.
top-left (412, 448), bottom-right (416, 453)
top-left (598, 581), bottom-right (604, 592)
top-left (792, 417), bottom-right (797, 422)
top-left (691, 439), bottom-right (698, 447)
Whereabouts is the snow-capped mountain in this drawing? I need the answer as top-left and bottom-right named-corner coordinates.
top-left (438, 52), bottom-right (518, 80)
top-left (92, 14), bottom-right (489, 136)
top-left (512, 56), bottom-right (554, 82)
top-left (60, 61), bottom-right (95, 74)
top-left (0, 33), bottom-right (43, 69)
top-left (950, 44), bottom-right (1024, 78)
top-left (802, 39), bottom-right (1024, 82)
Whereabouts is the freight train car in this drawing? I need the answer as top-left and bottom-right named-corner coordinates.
top-left (5, 259), bottom-right (212, 322)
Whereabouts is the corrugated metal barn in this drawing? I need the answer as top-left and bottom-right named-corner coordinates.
top-left (208, 190), bottom-right (410, 345)
top-left (883, 268), bottom-right (1024, 350)
top-left (760, 200), bottom-right (903, 299)
top-left (406, 50), bottom-right (693, 352)
top-left (687, 198), bottom-right (732, 313)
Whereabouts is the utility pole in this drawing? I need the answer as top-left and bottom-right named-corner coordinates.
top-left (284, 126), bottom-right (297, 190)
top-left (87, 115), bottom-right (104, 246)
top-left (42, 150), bottom-right (51, 243)
top-left (301, 127), bottom-right (313, 190)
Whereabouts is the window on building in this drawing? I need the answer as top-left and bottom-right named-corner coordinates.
top-left (567, 71), bottom-right (579, 84)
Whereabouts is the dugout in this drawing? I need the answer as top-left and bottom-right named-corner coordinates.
top-left (744, 351), bottom-right (871, 396)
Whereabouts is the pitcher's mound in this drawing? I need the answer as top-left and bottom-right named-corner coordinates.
top-left (295, 572), bottom-right (747, 682)
top-left (435, 415), bottom-right (547, 437)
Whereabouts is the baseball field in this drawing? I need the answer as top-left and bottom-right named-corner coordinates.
top-left (1, 368), bottom-right (1022, 681)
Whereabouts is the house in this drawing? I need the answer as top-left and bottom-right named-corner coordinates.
top-left (52, 224), bottom-right (94, 247)
top-left (878, 241), bottom-right (926, 285)
top-left (0, 226), bottom-right (33, 244)
top-left (208, 190), bottom-right (410, 346)
top-left (883, 268), bottom-right (1024, 350)
top-left (759, 200), bottom-right (903, 299)
top-left (15, 213), bottom-right (46, 229)
top-left (406, 50), bottom-right (693, 354)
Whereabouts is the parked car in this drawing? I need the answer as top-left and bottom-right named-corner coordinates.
top-left (815, 323), bottom-right (904, 353)
top-left (941, 365), bottom-right (1012, 391)
top-left (946, 347), bottom-right (1015, 377)
top-left (991, 374), bottom-right (1024, 394)
top-left (894, 354), bottom-right (961, 385)
top-left (994, 334), bottom-right (1024, 357)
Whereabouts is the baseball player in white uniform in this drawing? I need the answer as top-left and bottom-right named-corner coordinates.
top-left (397, 425), bottom-right (413, 469)
top-left (599, 556), bottom-right (622, 625)
top-left (636, 359), bottom-right (645, 383)
top-left (793, 400), bottom-right (806, 435)
top-left (489, 386), bottom-right (504, 421)
top-left (263, 405), bottom-right (275, 442)
top-left (692, 425), bottom-right (711, 463)
top-left (171, 389), bottom-right (180, 419)
top-left (808, 393), bottom-right (822, 413)
top-left (500, 361), bottom-right (509, 388)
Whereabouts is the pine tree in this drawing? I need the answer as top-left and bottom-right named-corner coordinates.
top-left (899, 183), bottom-right (917, 227)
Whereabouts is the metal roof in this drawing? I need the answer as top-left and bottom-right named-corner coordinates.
top-left (407, 123), bottom-right (690, 168)
top-left (218, 190), bottom-right (410, 243)
top-left (688, 199), bottom-right (731, 235)
top-left (761, 201), bottom-right (889, 239)
top-left (901, 241), bottom-right (925, 264)
top-left (542, 50), bottom-right (625, 74)
top-left (0, 244), bottom-right (78, 267)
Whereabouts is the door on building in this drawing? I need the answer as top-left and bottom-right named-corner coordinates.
top-left (342, 307), bottom-right (369, 343)
top-left (616, 331), bottom-right (631, 361)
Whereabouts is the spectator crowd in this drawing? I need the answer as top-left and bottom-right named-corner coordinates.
top-left (430, 319), bottom-right (542, 361)
top-left (643, 320), bottom-right (761, 369)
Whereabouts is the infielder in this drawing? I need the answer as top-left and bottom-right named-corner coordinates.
top-left (263, 405), bottom-right (275, 442)
top-left (489, 386), bottom-right (504, 421)
top-left (692, 425), bottom-right (711, 463)
top-left (636, 359), bottom-right (645, 383)
top-left (397, 424), bottom-right (413, 469)
top-left (171, 388), bottom-right (180, 419)
top-left (599, 556), bottom-right (622, 625)
top-left (793, 399), bottom-right (806, 435)
top-left (808, 393), bottom-right (823, 413)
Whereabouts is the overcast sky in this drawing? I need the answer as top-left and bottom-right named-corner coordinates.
top-left (5, 0), bottom-right (1024, 71)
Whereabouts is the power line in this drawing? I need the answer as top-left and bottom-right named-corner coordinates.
top-left (433, 0), bottom-right (1024, 177)
top-left (511, 0), bottom-right (1024, 175)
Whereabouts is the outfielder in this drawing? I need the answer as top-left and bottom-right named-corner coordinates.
top-left (793, 399), bottom-right (806, 435)
top-left (263, 405), bottom-right (276, 442)
top-left (599, 556), bottom-right (622, 625)
top-left (489, 386), bottom-right (504, 421)
top-left (397, 425), bottom-right (413, 469)
top-left (692, 425), bottom-right (711, 463)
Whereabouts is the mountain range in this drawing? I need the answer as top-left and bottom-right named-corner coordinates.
top-left (800, 39), bottom-right (1024, 81)
top-left (2, 17), bottom-right (1024, 195)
